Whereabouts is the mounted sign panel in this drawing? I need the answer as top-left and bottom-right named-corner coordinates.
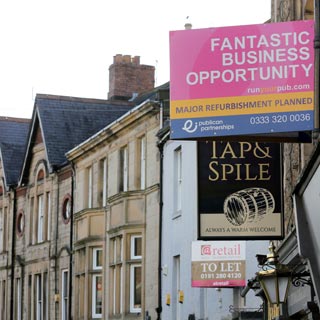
top-left (170, 20), bottom-right (315, 141)
top-left (191, 241), bottom-right (246, 287)
top-left (198, 141), bottom-right (283, 240)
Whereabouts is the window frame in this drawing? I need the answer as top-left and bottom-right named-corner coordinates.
top-left (0, 207), bottom-right (7, 252)
top-left (129, 264), bottom-right (142, 313)
top-left (29, 197), bottom-right (34, 245)
top-left (119, 146), bottom-right (128, 192)
top-left (101, 158), bottom-right (108, 207)
top-left (130, 235), bottom-right (142, 260)
top-left (92, 274), bottom-right (103, 318)
top-left (93, 248), bottom-right (103, 270)
top-left (61, 269), bottom-right (69, 320)
top-left (0, 279), bottom-right (6, 319)
top-left (37, 194), bottom-right (44, 243)
top-left (139, 136), bottom-right (146, 189)
top-left (129, 234), bottom-right (142, 313)
top-left (87, 166), bottom-right (93, 208)
top-left (46, 192), bottom-right (51, 240)
top-left (110, 236), bottom-right (123, 315)
top-left (43, 272), bottom-right (48, 320)
top-left (174, 146), bottom-right (182, 213)
top-left (36, 274), bottom-right (42, 320)
top-left (16, 278), bottom-right (22, 320)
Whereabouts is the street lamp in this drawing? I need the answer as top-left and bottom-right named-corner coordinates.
top-left (256, 242), bottom-right (291, 320)
top-left (240, 242), bottom-right (313, 320)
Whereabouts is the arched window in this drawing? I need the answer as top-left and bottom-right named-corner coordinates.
top-left (37, 169), bottom-right (44, 182)
top-left (33, 164), bottom-right (50, 244)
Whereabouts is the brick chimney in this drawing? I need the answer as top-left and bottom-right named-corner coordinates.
top-left (108, 54), bottom-right (155, 100)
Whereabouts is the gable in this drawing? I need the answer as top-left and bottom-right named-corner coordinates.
top-left (20, 116), bottom-right (48, 186)
top-left (19, 94), bottom-right (135, 185)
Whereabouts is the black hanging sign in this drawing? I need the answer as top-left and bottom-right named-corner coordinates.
top-left (198, 141), bottom-right (283, 240)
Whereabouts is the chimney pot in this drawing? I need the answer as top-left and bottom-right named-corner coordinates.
top-left (114, 54), bottom-right (123, 63)
top-left (132, 56), bottom-right (140, 65)
top-left (123, 55), bottom-right (131, 63)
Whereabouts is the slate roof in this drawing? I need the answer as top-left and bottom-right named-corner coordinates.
top-left (132, 81), bottom-right (169, 105)
top-left (20, 82), bottom-right (170, 183)
top-left (0, 117), bottom-right (30, 188)
top-left (132, 81), bottom-right (170, 122)
top-left (34, 94), bottom-right (135, 169)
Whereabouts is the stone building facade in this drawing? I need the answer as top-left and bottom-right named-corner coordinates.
top-left (15, 132), bottom-right (73, 320)
top-left (0, 54), bottom-right (168, 320)
top-left (66, 84), bottom-right (168, 319)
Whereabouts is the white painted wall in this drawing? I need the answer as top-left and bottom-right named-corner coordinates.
top-left (161, 139), bottom-right (269, 320)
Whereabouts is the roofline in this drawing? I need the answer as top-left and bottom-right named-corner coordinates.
top-left (0, 148), bottom-right (8, 191)
top-left (0, 116), bottom-right (30, 123)
top-left (18, 94), bottom-right (138, 185)
top-left (37, 108), bottom-right (52, 172)
top-left (18, 108), bottom-right (39, 186)
top-left (35, 93), bottom-right (134, 106)
top-left (66, 99), bottom-right (160, 160)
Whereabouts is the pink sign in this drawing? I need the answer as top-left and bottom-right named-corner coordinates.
top-left (169, 20), bottom-right (315, 139)
top-left (170, 20), bottom-right (314, 100)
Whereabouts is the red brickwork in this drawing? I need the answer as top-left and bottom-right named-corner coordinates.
top-left (108, 54), bottom-right (155, 100)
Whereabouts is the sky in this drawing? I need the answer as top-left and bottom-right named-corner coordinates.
top-left (0, 0), bottom-right (271, 119)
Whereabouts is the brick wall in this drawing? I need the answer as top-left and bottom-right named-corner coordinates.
top-left (108, 54), bottom-right (155, 100)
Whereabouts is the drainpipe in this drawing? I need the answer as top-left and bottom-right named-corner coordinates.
top-left (68, 163), bottom-right (75, 320)
top-left (156, 139), bottom-right (164, 320)
top-left (54, 175), bottom-right (60, 320)
top-left (9, 189), bottom-right (17, 320)
top-left (155, 89), bottom-right (170, 320)
top-left (156, 126), bottom-right (170, 320)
